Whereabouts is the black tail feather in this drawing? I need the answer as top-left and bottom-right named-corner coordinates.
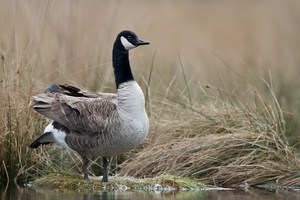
top-left (45, 83), bottom-right (87, 97)
top-left (29, 132), bottom-right (54, 148)
top-left (59, 84), bottom-right (86, 97)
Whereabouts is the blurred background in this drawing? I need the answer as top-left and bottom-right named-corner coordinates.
top-left (1, 0), bottom-right (300, 141)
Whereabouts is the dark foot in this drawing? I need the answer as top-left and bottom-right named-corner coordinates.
top-left (102, 157), bottom-right (109, 182)
top-left (82, 156), bottom-right (89, 180)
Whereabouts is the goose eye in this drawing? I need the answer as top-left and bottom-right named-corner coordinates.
top-left (127, 35), bottom-right (132, 39)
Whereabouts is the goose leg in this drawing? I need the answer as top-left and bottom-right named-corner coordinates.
top-left (82, 156), bottom-right (89, 180)
top-left (102, 156), bottom-right (109, 182)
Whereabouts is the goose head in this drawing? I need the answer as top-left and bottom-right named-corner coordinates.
top-left (112, 30), bottom-right (150, 88)
top-left (115, 30), bottom-right (150, 51)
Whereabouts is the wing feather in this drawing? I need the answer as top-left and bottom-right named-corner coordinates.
top-left (31, 85), bottom-right (117, 134)
top-left (58, 84), bottom-right (117, 102)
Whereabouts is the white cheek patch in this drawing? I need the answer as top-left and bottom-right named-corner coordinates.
top-left (121, 36), bottom-right (136, 50)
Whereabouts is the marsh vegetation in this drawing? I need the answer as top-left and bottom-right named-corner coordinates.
top-left (1, 0), bottom-right (300, 189)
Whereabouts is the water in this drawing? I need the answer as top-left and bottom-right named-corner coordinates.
top-left (1, 185), bottom-right (300, 200)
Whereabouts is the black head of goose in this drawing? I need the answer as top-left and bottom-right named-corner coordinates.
top-left (113, 30), bottom-right (149, 88)
top-left (29, 30), bottom-right (150, 182)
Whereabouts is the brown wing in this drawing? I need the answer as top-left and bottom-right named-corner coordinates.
top-left (31, 91), bottom-right (117, 134)
top-left (58, 84), bottom-right (117, 102)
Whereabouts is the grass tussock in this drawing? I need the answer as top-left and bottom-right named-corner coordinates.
top-left (120, 84), bottom-right (300, 187)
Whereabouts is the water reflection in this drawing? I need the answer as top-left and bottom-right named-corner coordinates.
top-left (1, 187), bottom-right (204, 200)
top-left (1, 185), bottom-right (300, 200)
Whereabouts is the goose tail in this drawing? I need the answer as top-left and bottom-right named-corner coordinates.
top-left (30, 83), bottom-right (61, 112)
top-left (30, 93), bottom-right (54, 113)
top-left (29, 132), bottom-right (54, 148)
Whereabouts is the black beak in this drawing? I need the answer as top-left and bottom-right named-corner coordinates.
top-left (136, 38), bottom-right (150, 46)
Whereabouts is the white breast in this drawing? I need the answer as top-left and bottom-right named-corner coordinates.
top-left (117, 81), bottom-right (146, 116)
top-left (116, 81), bottom-right (149, 146)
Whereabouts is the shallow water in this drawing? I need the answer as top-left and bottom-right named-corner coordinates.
top-left (1, 185), bottom-right (300, 200)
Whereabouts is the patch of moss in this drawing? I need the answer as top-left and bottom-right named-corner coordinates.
top-left (29, 173), bottom-right (205, 191)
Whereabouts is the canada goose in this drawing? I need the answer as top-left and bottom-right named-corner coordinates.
top-left (29, 30), bottom-right (150, 182)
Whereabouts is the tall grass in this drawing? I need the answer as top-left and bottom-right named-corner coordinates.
top-left (0, 53), bottom-right (46, 183)
top-left (1, 0), bottom-right (300, 186)
top-left (120, 75), bottom-right (300, 186)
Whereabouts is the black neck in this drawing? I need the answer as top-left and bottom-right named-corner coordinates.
top-left (112, 43), bottom-right (134, 89)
